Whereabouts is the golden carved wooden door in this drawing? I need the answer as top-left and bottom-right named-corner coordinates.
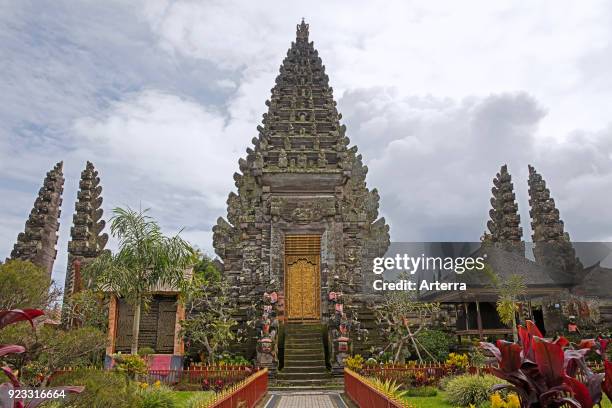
top-left (285, 235), bottom-right (321, 321)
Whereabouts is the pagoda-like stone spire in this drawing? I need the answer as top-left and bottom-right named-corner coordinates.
top-left (62, 162), bottom-right (108, 302)
top-left (528, 165), bottom-right (582, 283)
top-left (246, 18), bottom-right (350, 175)
top-left (213, 20), bottom-right (389, 323)
top-left (9, 162), bottom-right (64, 277)
top-left (483, 164), bottom-right (524, 254)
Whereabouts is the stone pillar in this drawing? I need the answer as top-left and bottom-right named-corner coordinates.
top-left (173, 302), bottom-right (185, 355)
top-left (476, 300), bottom-right (483, 340)
top-left (106, 294), bottom-right (118, 355)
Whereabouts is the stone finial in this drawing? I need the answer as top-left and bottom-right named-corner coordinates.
top-left (9, 162), bottom-right (65, 277)
top-left (484, 164), bottom-right (524, 254)
top-left (296, 18), bottom-right (309, 41)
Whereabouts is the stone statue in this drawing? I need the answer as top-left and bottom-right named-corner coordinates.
top-left (283, 135), bottom-right (291, 150)
top-left (317, 151), bottom-right (327, 167)
top-left (278, 149), bottom-right (288, 168)
top-left (297, 152), bottom-right (307, 168)
top-left (253, 152), bottom-right (264, 170)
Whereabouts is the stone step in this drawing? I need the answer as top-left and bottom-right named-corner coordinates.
top-left (285, 340), bottom-right (321, 347)
top-left (285, 357), bottom-right (325, 367)
top-left (277, 374), bottom-right (330, 383)
top-left (285, 339), bottom-right (322, 346)
top-left (285, 341), bottom-right (323, 348)
top-left (285, 333), bottom-right (323, 341)
top-left (285, 352), bottom-right (325, 360)
top-left (281, 366), bottom-right (327, 374)
top-left (285, 332), bottom-right (321, 338)
top-left (285, 326), bottom-right (322, 333)
top-left (284, 343), bottom-right (324, 350)
top-left (268, 384), bottom-right (344, 391)
top-left (273, 378), bottom-right (333, 387)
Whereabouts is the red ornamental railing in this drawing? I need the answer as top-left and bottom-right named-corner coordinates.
top-left (50, 365), bottom-right (255, 387)
top-left (146, 365), bottom-right (254, 386)
top-left (361, 363), bottom-right (489, 382)
top-left (207, 368), bottom-right (268, 408)
top-left (344, 368), bottom-right (405, 408)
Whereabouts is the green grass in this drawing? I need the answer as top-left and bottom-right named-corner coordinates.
top-left (172, 391), bottom-right (215, 407)
top-left (402, 391), bottom-right (612, 408)
top-left (403, 392), bottom-right (452, 408)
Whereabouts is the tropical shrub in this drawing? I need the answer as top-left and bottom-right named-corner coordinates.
top-left (217, 352), bottom-right (250, 366)
top-left (202, 378), bottom-right (226, 392)
top-left (446, 352), bottom-right (469, 372)
top-left (368, 377), bottom-right (408, 400)
top-left (112, 353), bottom-right (148, 380)
top-left (138, 346), bottom-right (156, 358)
top-left (345, 354), bottom-right (365, 372)
top-left (470, 348), bottom-right (488, 372)
top-left (186, 392), bottom-right (216, 408)
top-left (437, 374), bottom-right (456, 390)
top-left (412, 329), bottom-right (454, 362)
top-left (365, 357), bottom-right (378, 367)
top-left (0, 260), bottom-right (60, 310)
top-left (0, 309), bottom-right (84, 407)
top-left (445, 374), bottom-right (502, 407)
top-left (173, 378), bottom-right (203, 391)
top-left (480, 320), bottom-right (612, 408)
top-left (0, 323), bottom-right (106, 384)
top-left (405, 370), bottom-right (437, 387)
top-left (51, 368), bottom-right (141, 408)
top-left (379, 351), bottom-right (394, 364)
top-left (138, 383), bottom-right (176, 408)
top-left (62, 289), bottom-right (109, 331)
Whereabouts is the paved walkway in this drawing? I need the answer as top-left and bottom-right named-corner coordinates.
top-left (263, 391), bottom-right (349, 408)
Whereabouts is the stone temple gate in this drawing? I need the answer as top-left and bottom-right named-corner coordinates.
top-left (213, 19), bottom-right (390, 369)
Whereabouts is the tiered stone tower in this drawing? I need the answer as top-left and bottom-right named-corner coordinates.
top-left (213, 20), bottom-right (389, 353)
top-left (528, 165), bottom-right (582, 284)
top-left (62, 162), bottom-right (108, 318)
top-left (483, 164), bottom-right (524, 254)
top-left (9, 162), bottom-right (65, 277)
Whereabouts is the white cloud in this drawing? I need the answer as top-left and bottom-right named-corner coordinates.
top-left (2, 0), bottom-right (612, 290)
top-left (72, 89), bottom-right (241, 208)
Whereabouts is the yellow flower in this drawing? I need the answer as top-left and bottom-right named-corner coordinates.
top-left (507, 393), bottom-right (520, 408)
top-left (154, 380), bottom-right (161, 388)
top-left (490, 392), bottom-right (505, 408)
top-left (140, 382), bottom-right (149, 389)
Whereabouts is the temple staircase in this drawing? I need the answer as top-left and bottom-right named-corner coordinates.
top-left (273, 323), bottom-right (336, 390)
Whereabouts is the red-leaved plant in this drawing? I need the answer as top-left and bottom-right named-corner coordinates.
top-left (480, 320), bottom-right (611, 408)
top-left (0, 309), bottom-right (84, 408)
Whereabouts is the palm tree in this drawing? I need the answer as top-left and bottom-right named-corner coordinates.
top-left (496, 274), bottom-right (527, 343)
top-left (87, 207), bottom-right (196, 354)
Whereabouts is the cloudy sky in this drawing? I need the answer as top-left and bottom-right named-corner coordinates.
top-left (2, 0), bottom-right (612, 290)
